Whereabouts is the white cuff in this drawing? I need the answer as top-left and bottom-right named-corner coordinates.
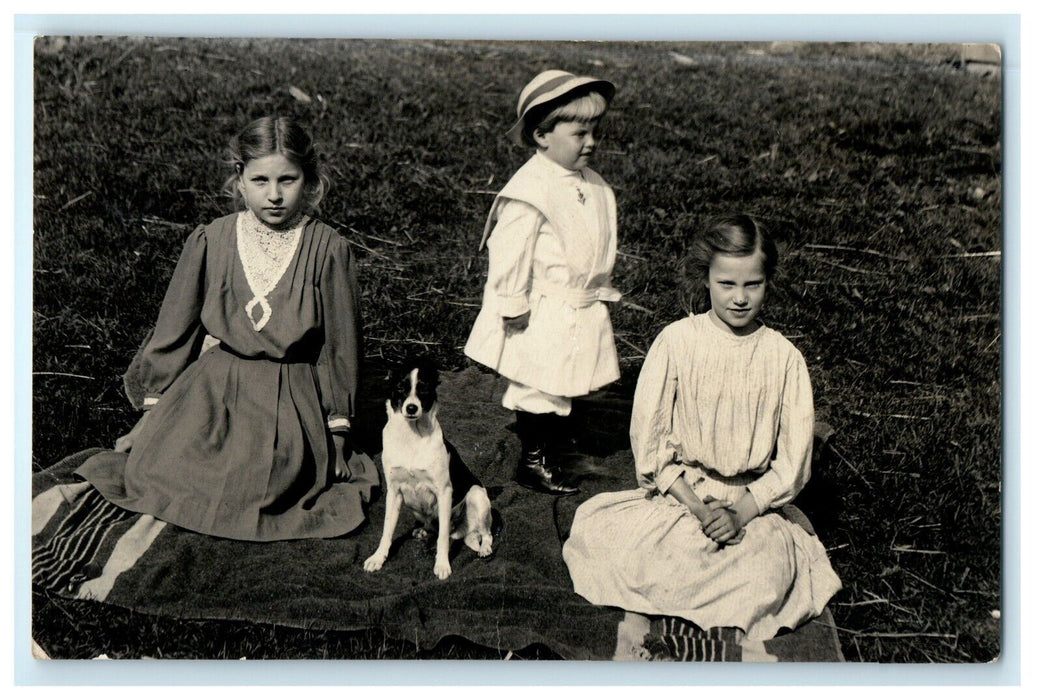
top-left (746, 480), bottom-right (772, 515)
top-left (654, 463), bottom-right (685, 495)
top-left (498, 293), bottom-right (530, 319)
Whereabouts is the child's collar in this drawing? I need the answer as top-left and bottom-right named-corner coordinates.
top-left (534, 150), bottom-right (585, 178)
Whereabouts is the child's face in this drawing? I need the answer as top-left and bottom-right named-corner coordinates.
top-left (706, 252), bottom-right (767, 336)
top-left (534, 119), bottom-right (600, 171)
top-left (239, 153), bottom-right (306, 227)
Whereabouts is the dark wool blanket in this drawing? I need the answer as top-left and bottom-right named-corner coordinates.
top-left (32, 366), bottom-right (843, 662)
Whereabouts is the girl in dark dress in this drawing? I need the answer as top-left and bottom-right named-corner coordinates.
top-left (75, 116), bottom-right (379, 541)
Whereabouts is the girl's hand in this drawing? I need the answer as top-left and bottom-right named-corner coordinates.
top-left (332, 432), bottom-right (352, 480)
top-left (700, 497), bottom-right (741, 543)
top-left (697, 495), bottom-right (731, 532)
top-left (502, 311), bottom-right (530, 334)
top-left (701, 509), bottom-right (739, 542)
top-left (708, 492), bottom-right (758, 545)
top-left (114, 411), bottom-right (152, 453)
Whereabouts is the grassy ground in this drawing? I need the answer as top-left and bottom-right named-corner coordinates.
top-left (31, 38), bottom-right (1001, 662)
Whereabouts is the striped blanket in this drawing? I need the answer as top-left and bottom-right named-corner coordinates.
top-left (32, 367), bottom-right (843, 662)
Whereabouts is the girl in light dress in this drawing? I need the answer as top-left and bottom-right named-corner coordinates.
top-left (563, 214), bottom-right (841, 643)
top-left (74, 116), bottom-right (379, 541)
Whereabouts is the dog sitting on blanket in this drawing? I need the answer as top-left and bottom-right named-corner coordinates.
top-left (364, 358), bottom-right (494, 580)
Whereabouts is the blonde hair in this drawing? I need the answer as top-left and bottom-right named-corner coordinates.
top-left (221, 116), bottom-right (330, 214)
top-left (523, 90), bottom-right (609, 147)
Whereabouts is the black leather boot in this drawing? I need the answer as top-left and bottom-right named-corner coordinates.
top-left (514, 411), bottom-right (579, 496)
top-left (547, 412), bottom-right (580, 455)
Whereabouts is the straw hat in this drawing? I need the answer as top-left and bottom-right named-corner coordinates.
top-left (505, 69), bottom-right (615, 146)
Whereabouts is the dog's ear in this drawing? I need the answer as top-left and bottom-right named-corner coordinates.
top-left (420, 356), bottom-right (440, 387)
top-left (403, 355), bottom-right (438, 387)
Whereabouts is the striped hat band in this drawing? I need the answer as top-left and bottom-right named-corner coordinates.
top-left (506, 69), bottom-right (615, 146)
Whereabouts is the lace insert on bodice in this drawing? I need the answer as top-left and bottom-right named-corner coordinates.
top-left (236, 209), bottom-right (308, 331)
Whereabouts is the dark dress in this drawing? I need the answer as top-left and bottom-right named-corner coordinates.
top-left (75, 212), bottom-right (379, 541)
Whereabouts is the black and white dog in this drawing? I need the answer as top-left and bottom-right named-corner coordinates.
top-left (363, 359), bottom-right (493, 580)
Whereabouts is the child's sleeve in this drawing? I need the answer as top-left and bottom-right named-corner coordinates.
top-left (137, 226), bottom-right (209, 409)
top-left (484, 198), bottom-right (543, 318)
top-left (629, 331), bottom-right (685, 494)
top-left (746, 350), bottom-right (815, 512)
top-left (315, 234), bottom-right (362, 434)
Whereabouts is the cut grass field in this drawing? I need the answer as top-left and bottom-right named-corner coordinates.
top-left (31, 38), bottom-right (1002, 663)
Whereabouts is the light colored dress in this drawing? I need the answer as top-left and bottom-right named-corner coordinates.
top-left (464, 151), bottom-right (621, 398)
top-left (75, 211), bottom-right (379, 542)
top-left (562, 312), bottom-right (842, 641)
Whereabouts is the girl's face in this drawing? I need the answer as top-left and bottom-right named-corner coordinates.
top-left (533, 119), bottom-right (600, 171)
top-left (706, 252), bottom-right (767, 336)
top-left (239, 153), bottom-right (306, 227)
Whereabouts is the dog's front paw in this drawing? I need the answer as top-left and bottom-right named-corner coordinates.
top-left (433, 559), bottom-right (452, 580)
top-left (363, 552), bottom-right (387, 572)
top-left (466, 532), bottom-right (494, 557)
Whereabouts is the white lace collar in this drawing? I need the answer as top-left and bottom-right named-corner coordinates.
top-left (236, 209), bottom-right (308, 331)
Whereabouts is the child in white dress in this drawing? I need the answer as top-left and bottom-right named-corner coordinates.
top-left (563, 215), bottom-right (841, 641)
top-left (465, 70), bottom-right (622, 495)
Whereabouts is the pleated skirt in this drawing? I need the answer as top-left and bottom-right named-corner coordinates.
top-left (76, 346), bottom-right (379, 541)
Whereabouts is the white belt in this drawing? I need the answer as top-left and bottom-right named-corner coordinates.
top-left (531, 280), bottom-right (622, 308)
